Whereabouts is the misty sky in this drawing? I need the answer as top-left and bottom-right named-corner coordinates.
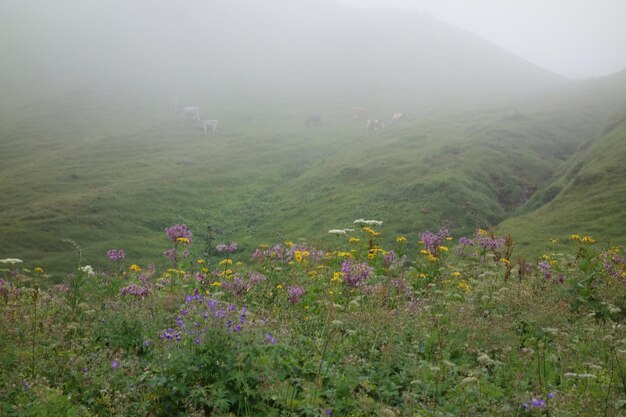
top-left (340, 0), bottom-right (626, 79)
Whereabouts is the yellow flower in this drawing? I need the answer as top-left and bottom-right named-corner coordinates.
top-left (446, 237), bottom-right (453, 241)
top-left (396, 236), bottom-right (407, 243)
top-left (308, 271), bottom-right (318, 277)
top-left (201, 267), bottom-right (209, 273)
top-left (362, 227), bottom-right (381, 237)
top-left (162, 273), bottom-right (171, 279)
top-left (349, 237), bottom-right (360, 244)
top-left (337, 251), bottom-right (353, 258)
top-left (236, 261), bottom-right (244, 267)
top-left (176, 237), bottom-right (190, 244)
top-left (427, 254), bottom-right (438, 262)
top-left (219, 259), bottom-right (233, 266)
top-left (419, 273), bottom-right (427, 278)
top-left (285, 241), bottom-right (294, 247)
top-left (294, 251), bottom-right (310, 262)
top-left (550, 238), bottom-right (559, 245)
top-left (332, 272), bottom-right (344, 282)
top-left (419, 249), bottom-right (430, 255)
top-left (580, 235), bottom-right (594, 243)
top-left (259, 243), bottom-right (269, 249)
top-left (129, 264), bottom-right (141, 272)
top-left (458, 280), bottom-right (470, 292)
top-left (500, 258), bottom-right (510, 264)
top-left (210, 281), bottom-right (222, 287)
top-left (569, 234), bottom-right (581, 241)
top-left (196, 259), bottom-right (205, 264)
top-left (437, 246), bottom-right (448, 252)
top-left (34, 267), bottom-right (44, 274)
top-left (276, 284), bottom-right (284, 289)
top-left (452, 271), bottom-right (461, 277)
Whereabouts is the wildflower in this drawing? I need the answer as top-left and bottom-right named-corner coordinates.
top-left (437, 246), bottom-right (448, 252)
top-left (265, 333), bottom-right (277, 345)
top-left (80, 265), bottom-right (96, 276)
top-left (294, 250), bottom-right (310, 262)
top-left (419, 273), bottom-right (427, 278)
top-left (459, 236), bottom-right (474, 246)
top-left (341, 260), bottom-right (373, 287)
top-left (362, 226), bottom-right (381, 237)
top-left (219, 259), bottom-right (233, 266)
top-left (452, 271), bottom-right (461, 277)
top-left (129, 264), bottom-right (141, 272)
top-left (176, 237), bottom-right (190, 245)
top-left (332, 272), bottom-right (344, 282)
top-left (287, 286), bottom-right (305, 303)
top-left (328, 229), bottom-right (348, 235)
top-left (163, 248), bottom-right (178, 262)
top-left (111, 360), bottom-right (119, 369)
top-left (550, 238), bottom-right (559, 244)
top-left (308, 271), bottom-right (318, 277)
top-left (337, 251), bottom-right (353, 258)
top-left (353, 218), bottom-right (383, 226)
top-left (248, 271), bottom-right (267, 284)
top-left (165, 224), bottom-right (192, 244)
top-left (120, 284), bottom-right (150, 299)
top-left (569, 234), bottom-right (581, 241)
top-left (325, 410), bottom-right (332, 416)
top-left (210, 281), bottom-right (222, 287)
top-left (457, 280), bottom-right (470, 292)
top-left (276, 284), bottom-right (284, 289)
top-left (419, 228), bottom-right (450, 254)
top-left (0, 258), bottom-right (23, 265)
top-left (197, 259), bottom-right (205, 264)
top-left (348, 237), bottom-right (360, 244)
top-left (34, 267), bottom-right (44, 274)
top-left (216, 242), bottom-right (238, 253)
top-left (547, 392), bottom-right (555, 399)
top-left (530, 398), bottom-right (546, 408)
top-left (107, 249), bottom-right (126, 261)
top-left (581, 236), bottom-right (596, 244)
top-left (396, 236), bottom-right (407, 243)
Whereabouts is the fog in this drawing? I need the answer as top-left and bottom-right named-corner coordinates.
top-left (2, 0), bottom-right (594, 112)
top-left (341, 0), bottom-right (626, 79)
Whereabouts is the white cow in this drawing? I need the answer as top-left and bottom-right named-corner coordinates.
top-left (390, 112), bottom-right (404, 124)
top-left (201, 119), bottom-right (218, 134)
top-left (366, 119), bottom-right (385, 131)
top-left (181, 106), bottom-right (201, 121)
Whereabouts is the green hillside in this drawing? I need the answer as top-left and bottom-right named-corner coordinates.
top-left (498, 108), bottom-right (626, 254)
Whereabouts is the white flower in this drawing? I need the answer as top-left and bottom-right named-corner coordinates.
top-left (353, 219), bottom-right (383, 226)
top-left (328, 229), bottom-right (348, 235)
top-left (0, 258), bottom-right (23, 265)
top-left (80, 265), bottom-right (96, 276)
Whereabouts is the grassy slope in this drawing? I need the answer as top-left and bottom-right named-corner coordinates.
top-left (0, 82), bottom-right (619, 274)
top-left (498, 108), bottom-right (626, 255)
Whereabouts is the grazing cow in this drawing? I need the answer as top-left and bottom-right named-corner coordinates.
top-left (201, 119), bottom-right (218, 134)
top-left (181, 106), bottom-right (201, 121)
top-left (353, 106), bottom-right (370, 120)
top-left (306, 114), bottom-right (323, 127)
top-left (366, 119), bottom-right (385, 131)
top-left (390, 112), bottom-right (404, 124)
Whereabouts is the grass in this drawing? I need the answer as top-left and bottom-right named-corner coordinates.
top-left (1, 225), bottom-right (625, 416)
top-left (0, 71), bottom-right (625, 274)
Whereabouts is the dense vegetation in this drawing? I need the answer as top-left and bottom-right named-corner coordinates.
top-left (2, 223), bottom-right (625, 416)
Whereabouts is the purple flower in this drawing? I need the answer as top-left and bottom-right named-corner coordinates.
top-left (538, 261), bottom-right (552, 280)
top-left (419, 227), bottom-right (450, 254)
top-left (265, 333), bottom-right (277, 345)
top-left (163, 248), bottom-right (178, 263)
top-left (547, 392), bottom-right (555, 399)
top-left (223, 277), bottom-right (251, 297)
top-left (165, 224), bottom-right (192, 244)
top-left (531, 398), bottom-right (546, 408)
top-left (111, 360), bottom-right (119, 369)
top-left (216, 242), bottom-right (238, 254)
top-left (325, 409), bottom-right (332, 416)
top-left (341, 260), bottom-right (373, 287)
top-left (459, 236), bottom-right (474, 246)
top-left (287, 286), bottom-right (305, 303)
top-left (248, 271), bottom-right (267, 284)
top-left (119, 284), bottom-right (150, 298)
top-left (107, 249), bottom-right (126, 261)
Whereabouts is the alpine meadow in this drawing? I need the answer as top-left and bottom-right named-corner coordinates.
top-left (1, 1), bottom-right (626, 416)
